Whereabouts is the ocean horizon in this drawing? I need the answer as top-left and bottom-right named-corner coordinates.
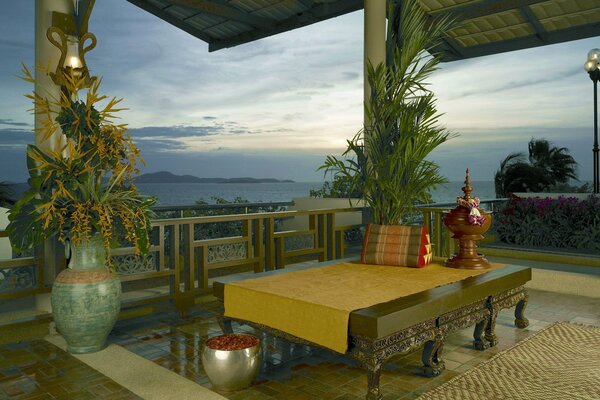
top-left (136, 180), bottom-right (497, 206)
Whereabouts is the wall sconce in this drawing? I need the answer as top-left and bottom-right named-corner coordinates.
top-left (47, 27), bottom-right (96, 88)
top-left (46, 0), bottom-right (97, 90)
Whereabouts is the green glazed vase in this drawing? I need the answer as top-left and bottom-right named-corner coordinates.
top-left (51, 235), bottom-right (121, 354)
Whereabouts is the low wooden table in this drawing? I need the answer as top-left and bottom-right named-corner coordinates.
top-left (213, 260), bottom-right (531, 400)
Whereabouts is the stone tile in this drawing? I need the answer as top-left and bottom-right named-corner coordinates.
top-left (443, 351), bottom-right (477, 364)
top-left (0, 340), bottom-right (140, 400)
top-left (3, 288), bottom-right (598, 400)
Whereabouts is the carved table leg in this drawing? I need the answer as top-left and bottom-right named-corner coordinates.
top-left (350, 338), bottom-right (385, 400)
top-left (473, 318), bottom-right (489, 350)
top-left (485, 307), bottom-right (498, 347)
top-left (515, 293), bottom-right (529, 328)
top-left (365, 360), bottom-right (383, 400)
top-left (422, 339), bottom-right (445, 377)
top-left (217, 316), bottom-right (234, 334)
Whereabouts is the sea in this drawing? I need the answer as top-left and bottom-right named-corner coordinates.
top-left (137, 181), bottom-right (497, 206)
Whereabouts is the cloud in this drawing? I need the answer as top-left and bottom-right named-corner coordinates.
top-left (431, 126), bottom-right (594, 181)
top-left (448, 68), bottom-right (579, 100)
top-left (1, 1), bottom-right (598, 184)
top-left (0, 118), bottom-right (30, 127)
top-left (0, 128), bottom-right (33, 147)
top-left (129, 125), bottom-right (223, 138)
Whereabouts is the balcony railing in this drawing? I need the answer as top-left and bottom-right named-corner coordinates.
top-left (0, 199), bottom-right (505, 316)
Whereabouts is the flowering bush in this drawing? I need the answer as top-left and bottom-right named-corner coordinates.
top-left (496, 195), bottom-right (600, 251)
top-left (8, 66), bottom-right (155, 256)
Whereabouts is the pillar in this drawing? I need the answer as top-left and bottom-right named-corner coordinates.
top-left (364, 0), bottom-right (387, 127)
top-left (34, 0), bottom-right (75, 314)
top-left (35, 0), bottom-right (74, 152)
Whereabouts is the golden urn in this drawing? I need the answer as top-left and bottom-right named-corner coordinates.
top-left (443, 169), bottom-right (492, 269)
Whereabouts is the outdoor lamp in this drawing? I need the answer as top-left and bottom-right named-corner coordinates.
top-left (45, 0), bottom-right (97, 91)
top-left (47, 26), bottom-right (96, 89)
top-left (584, 48), bottom-right (600, 194)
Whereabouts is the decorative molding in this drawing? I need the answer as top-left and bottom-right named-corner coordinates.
top-left (284, 234), bottom-right (314, 252)
top-left (114, 253), bottom-right (157, 275)
top-left (0, 266), bottom-right (36, 292)
top-left (208, 242), bottom-right (247, 264)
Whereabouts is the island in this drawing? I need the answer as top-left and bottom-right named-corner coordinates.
top-left (135, 171), bottom-right (295, 184)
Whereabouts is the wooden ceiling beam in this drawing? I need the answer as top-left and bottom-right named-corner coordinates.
top-left (430, 0), bottom-right (549, 22)
top-left (441, 21), bottom-right (600, 62)
top-left (518, 4), bottom-right (549, 42)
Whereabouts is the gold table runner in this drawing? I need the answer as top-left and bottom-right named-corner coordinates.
top-left (224, 262), bottom-right (503, 353)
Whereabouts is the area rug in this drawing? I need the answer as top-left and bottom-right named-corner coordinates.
top-left (418, 322), bottom-right (600, 400)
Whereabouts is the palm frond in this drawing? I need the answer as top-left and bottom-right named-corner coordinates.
top-left (321, 0), bottom-right (456, 224)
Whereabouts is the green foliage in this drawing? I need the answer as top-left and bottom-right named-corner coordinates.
top-left (0, 182), bottom-right (14, 207)
top-left (309, 175), bottom-right (361, 198)
top-left (547, 182), bottom-right (591, 193)
top-left (496, 195), bottom-right (600, 252)
top-left (494, 139), bottom-right (579, 197)
top-left (8, 66), bottom-right (155, 255)
top-left (319, 0), bottom-right (455, 224)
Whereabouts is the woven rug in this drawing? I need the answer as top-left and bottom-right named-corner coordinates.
top-left (418, 322), bottom-right (600, 400)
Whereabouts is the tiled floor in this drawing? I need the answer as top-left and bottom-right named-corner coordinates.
top-left (1, 289), bottom-right (598, 400)
top-left (0, 340), bottom-right (140, 400)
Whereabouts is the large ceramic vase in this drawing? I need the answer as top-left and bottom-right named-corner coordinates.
top-left (51, 235), bottom-right (121, 354)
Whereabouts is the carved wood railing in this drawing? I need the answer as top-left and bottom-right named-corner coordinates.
top-left (0, 200), bottom-right (506, 315)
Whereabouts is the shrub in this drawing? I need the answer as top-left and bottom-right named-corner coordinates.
top-left (496, 195), bottom-right (600, 252)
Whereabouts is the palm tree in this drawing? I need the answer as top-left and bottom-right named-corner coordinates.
top-left (527, 139), bottom-right (578, 184)
top-left (494, 139), bottom-right (578, 197)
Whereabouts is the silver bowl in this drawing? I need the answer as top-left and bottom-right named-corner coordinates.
top-left (201, 335), bottom-right (262, 391)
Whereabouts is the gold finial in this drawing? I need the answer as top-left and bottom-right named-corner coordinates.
top-left (462, 168), bottom-right (472, 200)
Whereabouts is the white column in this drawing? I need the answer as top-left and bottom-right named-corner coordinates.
top-left (34, 0), bottom-right (75, 315)
top-left (363, 0), bottom-right (387, 127)
top-left (35, 0), bottom-right (75, 153)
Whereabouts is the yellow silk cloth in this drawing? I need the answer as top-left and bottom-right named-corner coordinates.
top-left (224, 262), bottom-right (504, 353)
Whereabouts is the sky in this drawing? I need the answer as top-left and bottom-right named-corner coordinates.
top-left (0, 1), bottom-right (598, 183)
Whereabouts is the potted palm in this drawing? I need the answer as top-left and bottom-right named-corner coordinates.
top-left (8, 66), bottom-right (155, 353)
top-left (321, 0), bottom-right (455, 225)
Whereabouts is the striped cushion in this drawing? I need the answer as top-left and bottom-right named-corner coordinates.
top-left (361, 224), bottom-right (432, 268)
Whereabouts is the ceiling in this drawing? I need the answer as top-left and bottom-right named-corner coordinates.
top-left (126, 0), bottom-right (600, 61)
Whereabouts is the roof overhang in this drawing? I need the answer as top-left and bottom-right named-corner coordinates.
top-left (126, 0), bottom-right (600, 61)
top-left (126, 0), bottom-right (363, 52)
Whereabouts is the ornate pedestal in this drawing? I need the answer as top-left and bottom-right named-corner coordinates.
top-left (444, 169), bottom-right (492, 270)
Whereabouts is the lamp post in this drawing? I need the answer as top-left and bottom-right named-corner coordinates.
top-left (584, 48), bottom-right (600, 194)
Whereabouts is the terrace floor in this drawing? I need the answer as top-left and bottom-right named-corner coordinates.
top-left (1, 288), bottom-right (599, 400)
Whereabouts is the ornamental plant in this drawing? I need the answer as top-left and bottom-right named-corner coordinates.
top-left (496, 195), bottom-right (600, 252)
top-left (319, 0), bottom-right (455, 225)
top-left (8, 65), bottom-right (155, 256)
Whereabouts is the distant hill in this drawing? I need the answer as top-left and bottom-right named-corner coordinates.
top-left (135, 171), bottom-right (295, 184)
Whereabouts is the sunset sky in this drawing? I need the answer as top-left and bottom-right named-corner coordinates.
top-left (0, 1), bottom-right (598, 182)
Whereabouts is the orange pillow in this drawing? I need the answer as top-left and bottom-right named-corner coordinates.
top-left (360, 224), bottom-right (432, 268)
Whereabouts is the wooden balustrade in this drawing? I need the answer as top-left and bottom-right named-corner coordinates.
top-left (0, 200), bottom-right (504, 315)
